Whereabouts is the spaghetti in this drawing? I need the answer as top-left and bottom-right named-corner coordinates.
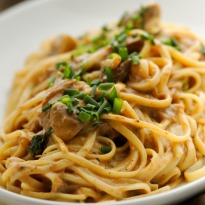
top-left (1, 3), bottom-right (205, 202)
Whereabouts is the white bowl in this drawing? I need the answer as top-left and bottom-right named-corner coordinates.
top-left (1, 0), bottom-right (205, 204)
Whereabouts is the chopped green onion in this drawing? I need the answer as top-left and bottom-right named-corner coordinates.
top-left (86, 77), bottom-right (91, 85)
top-left (66, 103), bottom-right (74, 113)
top-left (118, 47), bottom-right (128, 61)
top-left (96, 92), bottom-right (106, 101)
top-left (84, 95), bottom-right (99, 107)
top-left (75, 76), bottom-right (81, 81)
top-left (110, 40), bottom-right (120, 51)
top-left (104, 106), bottom-right (112, 113)
top-left (129, 52), bottom-right (141, 65)
top-left (108, 87), bottom-right (118, 103)
top-left (97, 99), bottom-right (110, 115)
top-left (91, 78), bottom-right (102, 86)
top-left (91, 112), bottom-right (99, 121)
top-left (81, 104), bottom-right (96, 111)
top-left (101, 38), bottom-right (110, 47)
top-left (42, 103), bottom-right (53, 112)
top-left (108, 53), bottom-right (120, 59)
top-left (75, 67), bottom-right (85, 77)
top-left (70, 98), bottom-right (79, 106)
top-left (98, 83), bottom-right (114, 90)
top-left (63, 65), bottom-right (74, 79)
top-left (161, 38), bottom-right (180, 50)
top-left (101, 146), bottom-right (112, 154)
top-left (115, 32), bottom-right (127, 43)
top-left (91, 85), bottom-right (97, 98)
top-left (125, 23), bottom-right (134, 33)
top-left (113, 98), bottom-right (123, 114)
top-left (91, 33), bottom-right (106, 44)
top-left (48, 76), bottom-right (56, 87)
top-left (79, 112), bottom-right (92, 123)
top-left (132, 55), bottom-right (140, 64)
top-left (58, 95), bottom-right (74, 113)
top-left (56, 62), bottom-right (67, 70)
top-left (59, 95), bottom-right (71, 104)
top-left (88, 46), bottom-right (99, 53)
top-left (105, 67), bottom-right (114, 82)
top-left (71, 45), bottom-right (86, 58)
top-left (141, 33), bottom-right (155, 45)
top-left (77, 107), bottom-right (89, 113)
top-left (73, 92), bottom-right (86, 99)
top-left (64, 89), bottom-right (79, 96)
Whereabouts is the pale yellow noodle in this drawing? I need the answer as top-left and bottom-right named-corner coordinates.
top-left (1, 3), bottom-right (205, 203)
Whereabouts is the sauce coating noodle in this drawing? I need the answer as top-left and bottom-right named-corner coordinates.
top-left (1, 3), bottom-right (205, 203)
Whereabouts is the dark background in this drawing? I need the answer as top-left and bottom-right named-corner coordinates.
top-left (0, 0), bottom-right (205, 204)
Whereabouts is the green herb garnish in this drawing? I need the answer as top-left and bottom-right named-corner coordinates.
top-left (129, 52), bottom-right (141, 65)
top-left (161, 38), bottom-right (181, 51)
top-left (91, 85), bottom-right (97, 98)
top-left (98, 83), bottom-right (115, 90)
top-left (42, 103), bottom-right (54, 112)
top-left (97, 99), bottom-right (110, 115)
top-left (48, 76), bottom-right (56, 87)
top-left (28, 127), bottom-right (53, 157)
top-left (64, 89), bottom-right (79, 96)
top-left (105, 67), bottom-right (114, 82)
top-left (115, 32), bottom-right (127, 43)
top-left (118, 47), bottom-right (129, 61)
top-left (108, 53), bottom-right (120, 59)
top-left (73, 92), bottom-right (86, 99)
top-left (90, 79), bottom-right (102, 86)
top-left (56, 62), bottom-right (67, 69)
top-left (141, 33), bottom-right (155, 45)
top-left (58, 95), bottom-right (74, 113)
top-left (79, 112), bottom-right (92, 123)
top-left (108, 87), bottom-right (118, 103)
top-left (113, 98), bottom-right (123, 114)
top-left (84, 95), bottom-right (99, 107)
top-left (101, 146), bottom-right (112, 154)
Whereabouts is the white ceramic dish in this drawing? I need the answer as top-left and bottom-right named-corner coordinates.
top-left (1, 0), bottom-right (205, 204)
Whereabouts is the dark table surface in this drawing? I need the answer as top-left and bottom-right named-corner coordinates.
top-left (0, 0), bottom-right (205, 204)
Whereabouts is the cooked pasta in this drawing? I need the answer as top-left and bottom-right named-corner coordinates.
top-left (1, 3), bottom-right (205, 202)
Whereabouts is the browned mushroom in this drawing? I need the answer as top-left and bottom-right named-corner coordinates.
top-left (112, 59), bottom-right (132, 83)
top-left (40, 102), bottom-right (85, 142)
top-left (126, 37), bottom-right (144, 53)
